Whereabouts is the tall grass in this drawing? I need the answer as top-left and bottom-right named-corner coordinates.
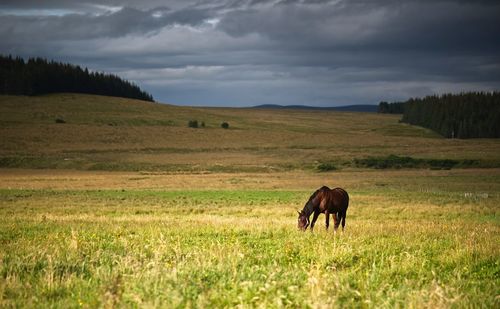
top-left (0, 185), bottom-right (498, 308)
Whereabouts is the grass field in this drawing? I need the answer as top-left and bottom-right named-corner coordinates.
top-left (0, 169), bottom-right (499, 308)
top-left (0, 94), bottom-right (499, 308)
top-left (1, 94), bottom-right (500, 172)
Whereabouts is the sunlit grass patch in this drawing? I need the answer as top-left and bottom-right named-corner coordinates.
top-left (0, 182), bottom-right (499, 308)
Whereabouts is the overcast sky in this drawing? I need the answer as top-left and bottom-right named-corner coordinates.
top-left (1, 0), bottom-right (499, 106)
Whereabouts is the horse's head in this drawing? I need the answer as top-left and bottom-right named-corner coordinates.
top-left (297, 187), bottom-right (327, 231)
top-left (297, 210), bottom-right (309, 231)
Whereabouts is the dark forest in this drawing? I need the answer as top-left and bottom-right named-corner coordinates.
top-left (379, 92), bottom-right (500, 138)
top-left (0, 55), bottom-right (154, 102)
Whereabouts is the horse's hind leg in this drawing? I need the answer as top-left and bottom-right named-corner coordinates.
top-left (325, 211), bottom-right (330, 230)
top-left (333, 212), bottom-right (341, 231)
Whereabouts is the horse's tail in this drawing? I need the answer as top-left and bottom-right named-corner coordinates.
top-left (341, 211), bottom-right (347, 229)
top-left (343, 189), bottom-right (349, 211)
top-left (342, 189), bottom-right (348, 230)
top-left (333, 187), bottom-right (349, 230)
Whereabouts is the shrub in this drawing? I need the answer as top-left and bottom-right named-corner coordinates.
top-left (201, 122), bottom-right (205, 128)
top-left (188, 120), bottom-right (198, 128)
top-left (316, 162), bottom-right (337, 172)
top-left (221, 122), bottom-right (229, 129)
top-left (353, 155), bottom-right (479, 170)
top-left (354, 155), bottom-right (419, 169)
top-left (55, 118), bottom-right (66, 123)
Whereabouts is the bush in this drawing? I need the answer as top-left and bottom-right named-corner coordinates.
top-left (316, 162), bottom-right (337, 172)
top-left (201, 122), bottom-right (205, 128)
top-left (188, 120), bottom-right (198, 128)
top-left (353, 155), bottom-right (479, 170)
top-left (354, 155), bottom-right (419, 169)
top-left (55, 118), bottom-right (66, 123)
top-left (221, 122), bottom-right (229, 129)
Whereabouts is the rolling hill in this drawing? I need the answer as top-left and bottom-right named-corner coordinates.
top-left (1, 93), bottom-right (499, 172)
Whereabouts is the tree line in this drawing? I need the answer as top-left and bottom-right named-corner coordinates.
top-left (0, 55), bottom-right (154, 102)
top-left (378, 92), bottom-right (500, 138)
top-left (377, 101), bottom-right (405, 114)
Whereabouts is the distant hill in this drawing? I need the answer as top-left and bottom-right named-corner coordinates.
top-left (252, 104), bottom-right (378, 112)
top-left (0, 55), bottom-right (154, 102)
top-left (2, 93), bottom-right (499, 172)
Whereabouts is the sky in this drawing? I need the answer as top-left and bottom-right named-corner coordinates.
top-left (1, 0), bottom-right (499, 107)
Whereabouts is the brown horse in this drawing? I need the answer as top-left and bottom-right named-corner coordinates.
top-left (297, 186), bottom-right (349, 231)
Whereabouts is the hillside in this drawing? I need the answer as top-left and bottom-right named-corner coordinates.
top-left (1, 93), bottom-right (499, 172)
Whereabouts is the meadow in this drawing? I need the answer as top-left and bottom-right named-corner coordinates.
top-left (1, 94), bottom-right (499, 173)
top-left (0, 94), bottom-right (499, 308)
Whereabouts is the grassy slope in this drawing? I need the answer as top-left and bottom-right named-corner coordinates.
top-left (1, 93), bottom-right (499, 172)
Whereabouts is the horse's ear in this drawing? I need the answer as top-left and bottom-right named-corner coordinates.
top-left (297, 210), bottom-right (301, 215)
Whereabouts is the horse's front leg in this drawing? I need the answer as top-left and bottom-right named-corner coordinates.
top-left (325, 211), bottom-right (330, 230)
top-left (310, 210), bottom-right (320, 232)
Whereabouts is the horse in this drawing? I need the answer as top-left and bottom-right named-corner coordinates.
top-left (297, 186), bottom-right (349, 232)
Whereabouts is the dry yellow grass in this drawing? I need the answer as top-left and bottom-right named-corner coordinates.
top-left (1, 94), bottom-right (500, 173)
top-left (1, 168), bottom-right (499, 191)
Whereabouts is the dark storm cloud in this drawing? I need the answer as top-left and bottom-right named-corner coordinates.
top-left (217, 0), bottom-right (500, 51)
top-left (1, 0), bottom-right (499, 106)
top-left (213, 0), bottom-right (500, 85)
top-left (0, 6), bottom-right (210, 40)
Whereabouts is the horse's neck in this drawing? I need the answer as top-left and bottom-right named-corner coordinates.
top-left (302, 198), bottom-right (316, 217)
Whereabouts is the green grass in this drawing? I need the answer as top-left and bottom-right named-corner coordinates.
top-left (1, 181), bottom-right (498, 308)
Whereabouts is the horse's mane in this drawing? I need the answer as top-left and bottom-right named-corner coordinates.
top-left (307, 186), bottom-right (328, 202)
